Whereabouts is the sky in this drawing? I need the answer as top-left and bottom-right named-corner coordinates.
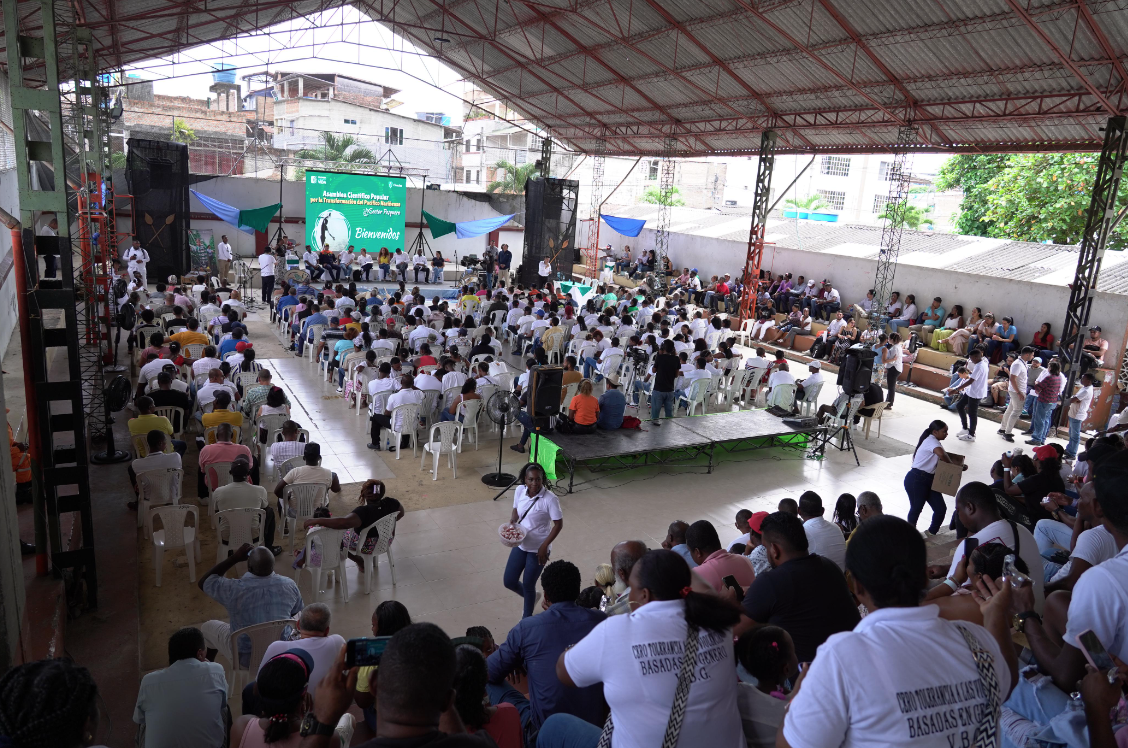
top-left (125, 6), bottom-right (472, 123)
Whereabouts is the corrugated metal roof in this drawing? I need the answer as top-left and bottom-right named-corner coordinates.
top-left (358, 0), bottom-right (1128, 156)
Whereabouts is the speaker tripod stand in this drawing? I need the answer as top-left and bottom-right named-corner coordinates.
top-left (807, 394), bottom-right (862, 466)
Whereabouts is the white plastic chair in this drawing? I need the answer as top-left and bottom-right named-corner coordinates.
top-left (458, 398), bottom-right (482, 450)
top-left (148, 504), bottom-right (199, 586)
top-left (227, 619), bottom-right (292, 691)
top-left (799, 381), bottom-right (824, 416)
top-left (152, 405), bottom-right (186, 439)
top-left (298, 528), bottom-right (349, 602)
top-left (561, 381), bottom-right (579, 410)
top-left (277, 455), bottom-right (307, 483)
top-left (441, 383), bottom-right (462, 411)
top-left (861, 400), bottom-right (888, 439)
top-left (184, 343), bottom-right (206, 360)
top-left (721, 369), bottom-right (750, 411)
top-left (137, 468), bottom-right (182, 535)
top-left (202, 460), bottom-right (235, 519)
top-left (254, 413), bottom-right (289, 465)
top-left (357, 513), bottom-right (399, 593)
top-left (203, 425), bottom-right (241, 446)
top-left (214, 507), bottom-right (266, 563)
top-left (743, 366), bottom-right (769, 406)
top-left (421, 421), bottom-right (462, 480)
top-left (384, 403), bottom-right (420, 458)
top-left (676, 379), bottom-right (708, 416)
top-left (282, 483), bottom-right (331, 552)
top-left (305, 324), bottom-right (326, 363)
top-left (767, 383), bottom-right (797, 411)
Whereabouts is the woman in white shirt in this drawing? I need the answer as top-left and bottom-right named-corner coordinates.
top-left (880, 331), bottom-right (903, 408)
top-left (504, 463), bottom-right (562, 618)
top-left (904, 420), bottom-right (964, 534)
top-left (553, 549), bottom-right (744, 748)
top-left (779, 515), bottom-right (1016, 748)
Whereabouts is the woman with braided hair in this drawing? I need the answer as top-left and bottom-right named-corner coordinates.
top-left (303, 479), bottom-right (403, 570)
top-left (0, 658), bottom-right (101, 748)
top-left (230, 651), bottom-right (342, 747)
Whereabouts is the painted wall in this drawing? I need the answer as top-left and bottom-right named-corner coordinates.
top-left (614, 224), bottom-right (1128, 359)
top-left (0, 169), bottom-right (21, 363)
top-left (147, 176), bottom-right (527, 269)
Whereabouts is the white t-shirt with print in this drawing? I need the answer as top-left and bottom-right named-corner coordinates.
top-left (564, 599), bottom-right (743, 748)
top-left (782, 606), bottom-right (1011, 748)
top-left (1064, 544), bottom-right (1128, 662)
top-left (1068, 384), bottom-right (1094, 421)
top-left (512, 485), bottom-right (562, 553)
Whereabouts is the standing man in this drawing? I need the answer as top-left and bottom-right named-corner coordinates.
top-left (1065, 372), bottom-right (1095, 459)
top-left (947, 347), bottom-right (989, 443)
top-left (497, 243), bottom-right (513, 287)
top-left (257, 247), bottom-right (275, 304)
top-left (649, 339), bottom-right (681, 423)
top-left (1000, 346), bottom-right (1034, 443)
top-left (216, 234), bottom-right (232, 284)
top-left (124, 237), bottom-right (151, 289)
top-left (482, 244), bottom-right (498, 290)
top-left (37, 215), bottom-right (58, 279)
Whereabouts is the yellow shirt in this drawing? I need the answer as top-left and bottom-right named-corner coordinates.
top-left (170, 330), bottom-right (210, 347)
top-left (355, 666), bottom-right (377, 693)
top-left (128, 414), bottom-right (173, 437)
top-left (343, 322), bottom-right (362, 334)
top-left (202, 409), bottom-right (244, 435)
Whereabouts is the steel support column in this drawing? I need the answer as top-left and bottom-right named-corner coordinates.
top-left (1057, 116), bottom-right (1127, 431)
top-left (582, 136), bottom-right (605, 278)
top-left (737, 130), bottom-right (777, 322)
top-left (653, 135), bottom-right (677, 289)
top-left (867, 125), bottom-right (917, 336)
top-left (5, 0), bottom-right (98, 606)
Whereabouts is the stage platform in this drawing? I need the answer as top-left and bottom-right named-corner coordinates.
top-left (539, 409), bottom-right (823, 493)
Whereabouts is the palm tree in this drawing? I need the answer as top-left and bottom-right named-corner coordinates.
top-left (877, 202), bottom-right (935, 230)
top-left (639, 185), bottom-right (685, 206)
top-left (297, 132), bottom-right (376, 165)
top-left (783, 194), bottom-right (827, 211)
top-left (487, 160), bottom-right (540, 194)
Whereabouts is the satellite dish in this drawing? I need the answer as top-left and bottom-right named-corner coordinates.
top-left (91, 376), bottom-right (133, 464)
top-left (482, 390), bottom-right (521, 488)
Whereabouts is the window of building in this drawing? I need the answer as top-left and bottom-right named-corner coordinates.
top-left (648, 159), bottom-right (660, 180)
top-left (817, 189), bottom-right (846, 211)
top-left (878, 161), bottom-right (893, 181)
top-left (819, 155), bottom-right (851, 177)
top-left (475, 136), bottom-right (482, 151)
top-left (385, 127), bottom-right (403, 145)
top-left (873, 194), bottom-right (893, 213)
top-left (475, 170), bottom-right (481, 184)
top-left (464, 140), bottom-right (470, 153)
top-left (465, 169), bottom-right (472, 183)
top-left (343, 118), bottom-right (357, 125)
top-left (288, 120), bottom-right (295, 136)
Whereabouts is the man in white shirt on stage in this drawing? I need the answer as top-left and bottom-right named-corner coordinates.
top-left (258, 249), bottom-right (276, 304)
top-left (216, 235), bottom-right (232, 284)
top-left (123, 237), bottom-right (151, 289)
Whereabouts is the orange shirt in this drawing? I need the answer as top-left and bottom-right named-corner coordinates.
top-left (569, 393), bottom-right (599, 426)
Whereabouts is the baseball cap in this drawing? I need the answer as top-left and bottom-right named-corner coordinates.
top-left (351, 310), bottom-right (362, 320)
top-left (235, 341), bottom-right (252, 352)
top-left (535, 309), bottom-right (545, 316)
top-left (1032, 444), bottom-right (1057, 461)
top-left (809, 360), bottom-right (822, 369)
top-left (807, 279), bottom-right (815, 286)
top-left (748, 511), bottom-right (769, 534)
top-left (1090, 326), bottom-right (1102, 332)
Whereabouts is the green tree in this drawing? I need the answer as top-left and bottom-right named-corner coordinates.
top-left (639, 185), bottom-right (685, 206)
top-left (486, 160), bottom-right (540, 194)
top-left (935, 154), bottom-right (1008, 236)
top-left (297, 132), bottom-right (376, 165)
top-left (170, 118), bottom-right (196, 144)
top-left (782, 194), bottom-right (827, 211)
top-left (877, 202), bottom-right (935, 230)
top-left (111, 150), bottom-right (127, 170)
top-left (980, 153), bottom-right (1128, 248)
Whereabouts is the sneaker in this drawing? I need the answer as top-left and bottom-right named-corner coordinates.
top-left (958, 433), bottom-right (975, 441)
top-left (1021, 429), bottom-right (1033, 436)
top-left (367, 442), bottom-right (382, 451)
top-left (269, 545), bottom-right (284, 557)
top-left (510, 444), bottom-right (526, 454)
top-left (997, 429), bottom-right (1006, 435)
top-left (957, 428), bottom-right (969, 437)
top-left (1002, 434), bottom-right (1015, 442)
top-left (1025, 439), bottom-right (1044, 445)
top-left (335, 387), bottom-right (344, 394)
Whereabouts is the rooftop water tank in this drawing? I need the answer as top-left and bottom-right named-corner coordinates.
top-left (212, 63), bottom-right (236, 84)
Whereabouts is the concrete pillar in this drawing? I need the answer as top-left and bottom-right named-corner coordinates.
top-left (297, 78), bottom-right (303, 99)
top-left (0, 370), bottom-right (27, 671)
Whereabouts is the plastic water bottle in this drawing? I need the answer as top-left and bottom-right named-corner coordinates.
top-left (1004, 554), bottom-right (1034, 590)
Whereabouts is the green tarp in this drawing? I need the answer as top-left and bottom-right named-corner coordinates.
top-left (531, 435), bottom-right (560, 481)
top-left (422, 210), bottom-right (457, 239)
top-left (238, 202), bottom-right (282, 233)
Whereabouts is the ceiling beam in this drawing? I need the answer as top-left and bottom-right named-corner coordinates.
top-left (1003, 0), bottom-right (1120, 114)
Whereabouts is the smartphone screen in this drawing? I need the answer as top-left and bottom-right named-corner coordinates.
top-left (1076, 630), bottom-right (1116, 671)
top-left (346, 637), bottom-right (392, 668)
top-left (722, 575), bottom-right (745, 601)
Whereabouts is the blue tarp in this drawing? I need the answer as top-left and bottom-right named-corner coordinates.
top-left (600, 213), bottom-right (646, 237)
top-left (454, 213), bottom-right (515, 239)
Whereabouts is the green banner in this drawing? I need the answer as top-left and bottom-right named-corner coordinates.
top-left (422, 209), bottom-right (457, 239)
top-left (305, 170), bottom-right (407, 255)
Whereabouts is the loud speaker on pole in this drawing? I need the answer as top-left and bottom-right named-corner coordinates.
top-left (837, 345), bottom-right (876, 395)
top-left (529, 366), bottom-right (564, 418)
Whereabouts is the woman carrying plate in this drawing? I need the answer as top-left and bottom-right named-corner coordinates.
top-left (501, 463), bottom-right (562, 618)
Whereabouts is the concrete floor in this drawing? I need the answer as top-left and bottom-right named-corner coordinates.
top-left (15, 286), bottom-right (1073, 746)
